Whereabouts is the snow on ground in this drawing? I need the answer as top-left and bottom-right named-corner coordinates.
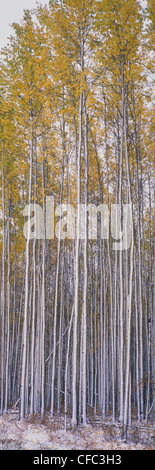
top-left (0, 413), bottom-right (154, 450)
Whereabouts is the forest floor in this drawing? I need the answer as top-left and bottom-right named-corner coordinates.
top-left (0, 410), bottom-right (154, 450)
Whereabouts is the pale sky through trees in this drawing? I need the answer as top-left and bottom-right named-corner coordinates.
top-left (0, 0), bottom-right (147, 50)
top-left (0, 0), bottom-right (49, 50)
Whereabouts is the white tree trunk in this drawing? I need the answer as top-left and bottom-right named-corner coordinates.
top-left (20, 137), bottom-right (33, 420)
top-left (4, 181), bottom-right (10, 413)
top-left (72, 88), bottom-right (83, 427)
top-left (0, 154), bottom-right (5, 414)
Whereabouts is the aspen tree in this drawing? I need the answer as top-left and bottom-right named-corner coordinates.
top-left (0, 0), bottom-right (154, 431)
